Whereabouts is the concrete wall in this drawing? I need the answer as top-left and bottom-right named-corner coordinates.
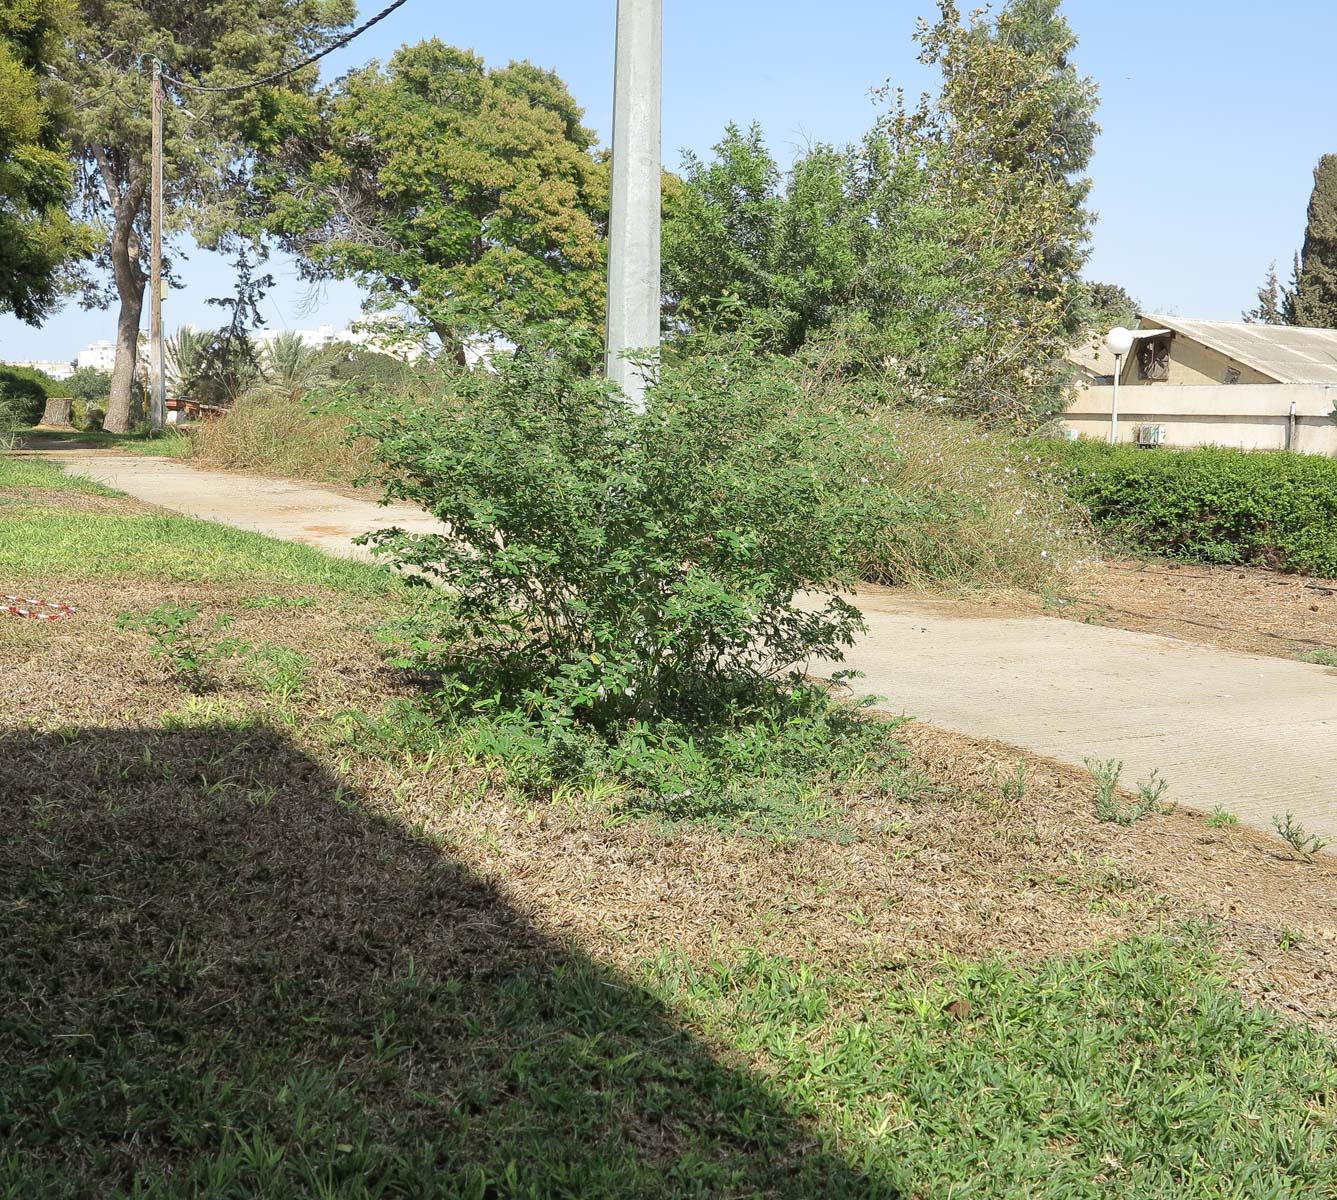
top-left (1064, 383), bottom-right (1337, 455)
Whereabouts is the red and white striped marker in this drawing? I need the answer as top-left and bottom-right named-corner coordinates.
top-left (3, 595), bottom-right (76, 621)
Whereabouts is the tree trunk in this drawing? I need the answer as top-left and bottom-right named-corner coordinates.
top-left (38, 397), bottom-right (74, 427)
top-left (103, 291), bottom-right (144, 432)
top-left (102, 175), bottom-right (147, 434)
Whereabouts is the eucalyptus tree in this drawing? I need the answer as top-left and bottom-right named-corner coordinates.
top-left (64, 0), bottom-right (355, 432)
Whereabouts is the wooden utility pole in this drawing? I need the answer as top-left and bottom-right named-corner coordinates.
top-left (149, 58), bottom-right (166, 432)
top-left (605, 0), bottom-right (662, 412)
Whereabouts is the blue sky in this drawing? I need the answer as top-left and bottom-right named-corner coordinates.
top-left (5, 0), bottom-right (1335, 361)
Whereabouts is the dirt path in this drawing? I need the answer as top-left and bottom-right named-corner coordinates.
top-left (33, 449), bottom-right (1337, 846)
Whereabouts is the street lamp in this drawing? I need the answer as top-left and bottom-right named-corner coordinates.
top-left (1105, 326), bottom-right (1135, 445)
top-left (605, 0), bottom-right (662, 413)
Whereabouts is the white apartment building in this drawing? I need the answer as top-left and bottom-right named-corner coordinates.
top-left (75, 340), bottom-right (118, 372)
top-left (2, 358), bottom-right (75, 381)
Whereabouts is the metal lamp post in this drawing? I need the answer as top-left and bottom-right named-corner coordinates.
top-left (605, 0), bottom-right (662, 412)
top-left (1105, 326), bottom-right (1135, 445)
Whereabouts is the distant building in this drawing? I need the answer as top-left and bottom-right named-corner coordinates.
top-left (1064, 315), bottom-right (1337, 455)
top-left (76, 340), bottom-right (118, 373)
top-left (253, 313), bottom-right (424, 362)
top-left (1, 358), bottom-right (75, 381)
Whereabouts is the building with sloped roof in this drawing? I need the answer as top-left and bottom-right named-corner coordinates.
top-left (1063, 316), bottom-right (1337, 455)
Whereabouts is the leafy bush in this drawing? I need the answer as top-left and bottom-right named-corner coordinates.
top-left (362, 336), bottom-right (876, 724)
top-left (0, 365), bottom-right (59, 425)
top-left (1032, 439), bottom-right (1337, 577)
top-left (353, 333), bottom-right (898, 816)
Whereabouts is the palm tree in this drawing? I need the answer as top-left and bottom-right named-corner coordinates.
top-left (164, 327), bottom-right (213, 396)
top-left (165, 326), bottom-right (259, 407)
top-left (258, 332), bottom-right (336, 398)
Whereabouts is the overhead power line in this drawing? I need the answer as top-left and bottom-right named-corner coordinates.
top-left (159, 0), bottom-right (410, 94)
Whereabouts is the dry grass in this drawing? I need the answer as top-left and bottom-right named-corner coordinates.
top-left (7, 574), bottom-right (1333, 1033)
top-left (187, 391), bottom-right (375, 485)
top-left (854, 408), bottom-right (1094, 592)
top-left (4, 480), bottom-right (1335, 1196)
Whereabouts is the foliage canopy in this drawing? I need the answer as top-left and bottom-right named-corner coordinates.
top-left (1292, 154), bottom-right (1337, 329)
top-left (0, 0), bottom-right (90, 323)
top-left (663, 0), bottom-right (1099, 426)
top-left (64, 0), bottom-right (356, 431)
top-left (261, 40), bottom-right (608, 360)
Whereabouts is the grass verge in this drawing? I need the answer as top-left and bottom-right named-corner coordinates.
top-left (2, 724), bottom-right (1333, 1199)
top-left (17, 426), bottom-right (194, 455)
top-left (0, 453), bottom-right (402, 595)
top-left (2, 469), bottom-right (1334, 1196)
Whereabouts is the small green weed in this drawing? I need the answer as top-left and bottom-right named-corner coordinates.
top-left (991, 759), bottom-right (1029, 804)
top-left (1301, 647), bottom-right (1337, 667)
top-left (1271, 812), bottom-right (1332, 858)
top-left (1277, 928), bottom-right (1305, 951)
top-left (239, 645), bottom-right (311, 704)
top-left (1086, 758), bottom-right (1173, 826)
top-left (1207, 806), bottom-right (1240, 829)
top-left (116, 604), bottom-right (244, 692)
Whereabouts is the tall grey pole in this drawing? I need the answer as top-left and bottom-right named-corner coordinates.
top-left (149, 59), bottom-right (166, 432)
top-left (1109, 353), bottom-right (1122, 445)
top-left (605, 0), bottom-right (662, 412)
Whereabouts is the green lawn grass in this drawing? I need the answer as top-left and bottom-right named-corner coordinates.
top-left (17, 425), bottom-right (194, 456)
top-left (0, 453), bottom-right (402, 595)
top-left (0, 453), bottom-right (121, 494)
top-left (4, 510), bottom-right (401, 593)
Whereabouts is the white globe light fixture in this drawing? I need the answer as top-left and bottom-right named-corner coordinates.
top-left (1104, 326), bottom-right (1136, 444)
top-left (1105, 326), bottom-right (1136, 358)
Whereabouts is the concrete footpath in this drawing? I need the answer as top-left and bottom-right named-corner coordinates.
top-left (42, 451), bottom-right (449, 558)
top-left (35, 450), bottom-right (1337, 843)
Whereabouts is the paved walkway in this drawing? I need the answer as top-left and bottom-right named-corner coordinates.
top-left (39, 451), bottom-right (449, 559)
top-left (34, 450), bottom-right (1337, 843)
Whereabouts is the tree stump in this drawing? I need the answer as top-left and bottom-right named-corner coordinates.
top-left (38, 397), bottom-right (74, 428)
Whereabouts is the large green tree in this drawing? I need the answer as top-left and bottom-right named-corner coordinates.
top-left (261, 40), bottom-right (607, 361)
top-left (664, 0), bottom-right (1099, 425)
top-left (65, 0), bottom-right (355, 433)
top-left (0, 0), bottom-right (89, 324)
top-left (663, 124), bottom-right (857, 352)
top-left (896, 0), bottom-right (1098, 417)
top-left (1291, 154), bottom-right (1337, 328)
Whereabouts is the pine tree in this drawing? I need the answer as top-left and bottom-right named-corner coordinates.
top-left (1292, 154), bottom-right (1337, 328)
top-left (1244, 262), bottom-right (1284, 324)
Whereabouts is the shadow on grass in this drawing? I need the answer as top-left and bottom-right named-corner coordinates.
top-left (0, 726), bottom-right (899, 1198)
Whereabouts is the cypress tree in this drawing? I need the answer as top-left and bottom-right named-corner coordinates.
top-left (1292, 154), bottom-right (1337, 328)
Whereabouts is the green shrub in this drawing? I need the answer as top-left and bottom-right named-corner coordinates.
top-left (361, 334), bottom-right (877, 724)
top-left (353, 332), bottom-right (899, 816)
top-left (1031, 439), bottom-right (1337, 576)
top-left (0, 365), bottom-right (59, 425)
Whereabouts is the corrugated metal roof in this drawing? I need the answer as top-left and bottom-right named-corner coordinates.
top-left (1065, 335), bottom-right (1115, 379)
top-left (1142, 314), bottom-right (1337, 385)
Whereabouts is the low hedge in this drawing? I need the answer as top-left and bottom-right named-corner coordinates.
top-left (1028, 439), bottom-right (1337, 577)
